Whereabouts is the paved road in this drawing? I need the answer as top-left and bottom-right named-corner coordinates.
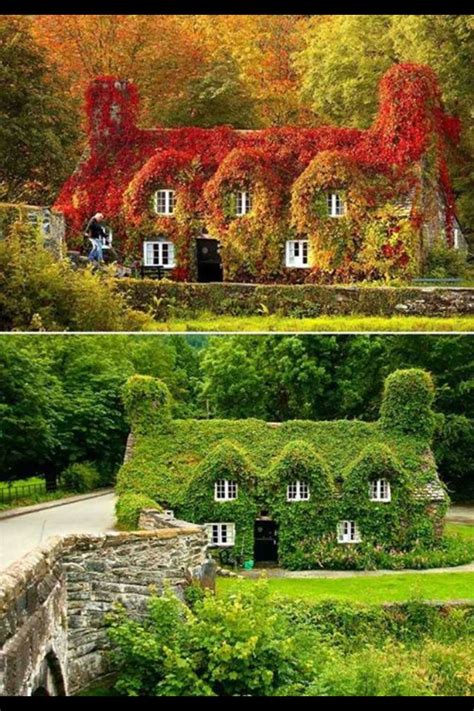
top-left (0, 492), bottom-right (117, 571)
top-left (446, 505), bottom-right (474, 524)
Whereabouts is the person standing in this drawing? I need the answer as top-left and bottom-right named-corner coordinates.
top-left (84, 212), bottom-right (107, 263)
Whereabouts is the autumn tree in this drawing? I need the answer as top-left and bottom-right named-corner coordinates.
top-left (0, 15), bottom-right (79, 203)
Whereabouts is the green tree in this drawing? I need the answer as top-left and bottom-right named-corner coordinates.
top-left (163, 51), bottom-right (257, 128)
top-left (0, 16), bottom-right (79, 203)
top-left (0, 339), bottom-right (62, 480)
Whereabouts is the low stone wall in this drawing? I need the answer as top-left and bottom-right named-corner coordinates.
top-left (116, 280), bottom-right (474, 319)
top-left (0, 527), bottom-right (209, 696)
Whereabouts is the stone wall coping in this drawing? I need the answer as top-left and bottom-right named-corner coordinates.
top-left (0, 527), bottom-right (204, 610)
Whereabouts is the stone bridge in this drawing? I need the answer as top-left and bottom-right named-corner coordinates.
top-left (0, 525), bottom-right (209, 696)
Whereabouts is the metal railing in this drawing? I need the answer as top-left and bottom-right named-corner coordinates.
top-left (0, 479), bottom-right (59, 506)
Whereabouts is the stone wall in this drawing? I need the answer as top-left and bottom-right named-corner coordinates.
top-left (0, 526), bottom-right (209, 696)
top-left (0, 203), bottom-right (65, 259)
top-left (117, 280), bottom-right (474, 320)
top-left (0, 537), bottom-right (69, 697)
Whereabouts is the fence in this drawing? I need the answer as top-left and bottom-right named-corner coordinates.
top-left (0, 479), bottom-right (65, 506)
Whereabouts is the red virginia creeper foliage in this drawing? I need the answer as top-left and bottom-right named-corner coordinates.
top-left (55, 64), bottom-right (460, 281)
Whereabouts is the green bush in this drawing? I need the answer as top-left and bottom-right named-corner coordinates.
top-left (107, 582), bottom-right (315, 696)
top-left (0, 221), bottom-right (151, 331)
top-left (115, 492), bottom-right (162, 530)
top-left (106, 583), bottom-right (474, 697)
top-left (59, 462), bottom-right (101, 493)
top-left (424, 243), bottom-right (467, 278)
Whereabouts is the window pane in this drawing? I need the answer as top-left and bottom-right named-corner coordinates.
top-left (302, 242), bottom-right (308, 264)
top-left (162, 243), bottom-right (169, 266)
top-left (168, 191), bottom-right (176, 214)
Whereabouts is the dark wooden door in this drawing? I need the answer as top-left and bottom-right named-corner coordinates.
top-left (254, 520), bottom-right (278, 563)
top-left (196, 238), bottom-right (223, 282)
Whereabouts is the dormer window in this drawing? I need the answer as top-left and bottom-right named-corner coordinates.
top-left (337, 520), bottom-right (361, 543)
top-left (287, 481), bottom-right (310, 502)
top-left (286, 240), bottom-right (309, 268)
top-left (369, 479), bottom-right (391, 502)
top-left (214, 480), bottom-right (238, 501)
top-left (236, 190), bottom-right (252, 216)
top-left (327, 192), bottom-right (345, 217)
top-left (154, 189), bottom-right (176, 216)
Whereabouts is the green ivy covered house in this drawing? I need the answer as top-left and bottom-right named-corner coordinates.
top-left (117, 369), bottom-right (448, 569)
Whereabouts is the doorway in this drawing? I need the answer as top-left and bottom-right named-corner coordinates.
top-left (254, 520), bottom-right (278, 564)
top-left (196, 237), bottom-right (223, 282)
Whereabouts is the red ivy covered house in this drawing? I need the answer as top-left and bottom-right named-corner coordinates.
top-left (55, 63), bottom-right (465, 283)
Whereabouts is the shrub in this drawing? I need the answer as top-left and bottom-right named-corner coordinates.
top-left (0, 220), bottom-right (151, 331)
top-left (115, 492), bottom-right (162, 530)
top-left (107, 582), bottom-right (315, 696)
top-left (59, 462), bottom-right (101, 493)
top-left (107, 583), bottom-right (474, 697)
top-left (424, 243), bottom-right (467, 278)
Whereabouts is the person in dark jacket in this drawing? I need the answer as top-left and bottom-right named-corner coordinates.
top-left (84, 212), bottom-right (107, 263)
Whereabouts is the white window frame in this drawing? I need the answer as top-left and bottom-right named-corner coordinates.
top-left (285, 240), bottom-right (309, 268)
top-left (286, 481), bottom-right (310, 502)
top-left (327, 192), bottom-right (345, 217)
top-left (154, 189), bottom-right (176, 216)
top-left (337, 520), bottom-right (361, 544)
top-left (205, 522), bottom-right (235, 547)
top-left (214, 480), bottom-right (238, 502)
top-left (236, 190), bottom-right (252, 216)
top-left (143, 241), bottom-right (176, 268)
top-left (453, 227), bottom-right (460, 250)
top-left (369, 479), bottom-right (391, 502)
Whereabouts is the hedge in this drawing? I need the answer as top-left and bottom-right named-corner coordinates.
top-left (116, 279), bottom-right (474, 320)
top-left (115, 492), bottom-right (162, 530)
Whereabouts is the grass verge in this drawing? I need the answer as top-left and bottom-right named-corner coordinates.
top-left (217, 571), bottom-right (474, 604)
top-left (147, 314), bottom-right (474, 332)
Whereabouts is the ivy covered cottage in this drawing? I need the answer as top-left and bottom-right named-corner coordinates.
top-left (55, 64), bottom-right (466, 283)
top-left (117, 369), bottom-right (448, 569)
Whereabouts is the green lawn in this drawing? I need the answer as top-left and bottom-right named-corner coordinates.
top-left (148, 314), bottom-right (474, 332)
top-left (217, 571), bottom-right (474, 604)
top-left (446, 522), bottom-right (474, 540)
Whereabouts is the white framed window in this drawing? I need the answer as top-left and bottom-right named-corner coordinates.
top-left (287, 481), bottom-right (310, 502)
top-left (369, 479), bottom-right (391, 502)
top-left (236, 190), bottom-right (252, 216)
top-left (337, 520), bottom-right (361, 544)
top-left (143, 241), bottom-right (176, 268)
top-left (205, 522), bottom-right (235, 547)
top-left (285, 240), bottom-right (309, 268)
top-left (327, 192), bottom-right (345, 217)
top-left (154, 189), bottom-right (176, 216)
top-left (214, 480), bottom-right (238, 501)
